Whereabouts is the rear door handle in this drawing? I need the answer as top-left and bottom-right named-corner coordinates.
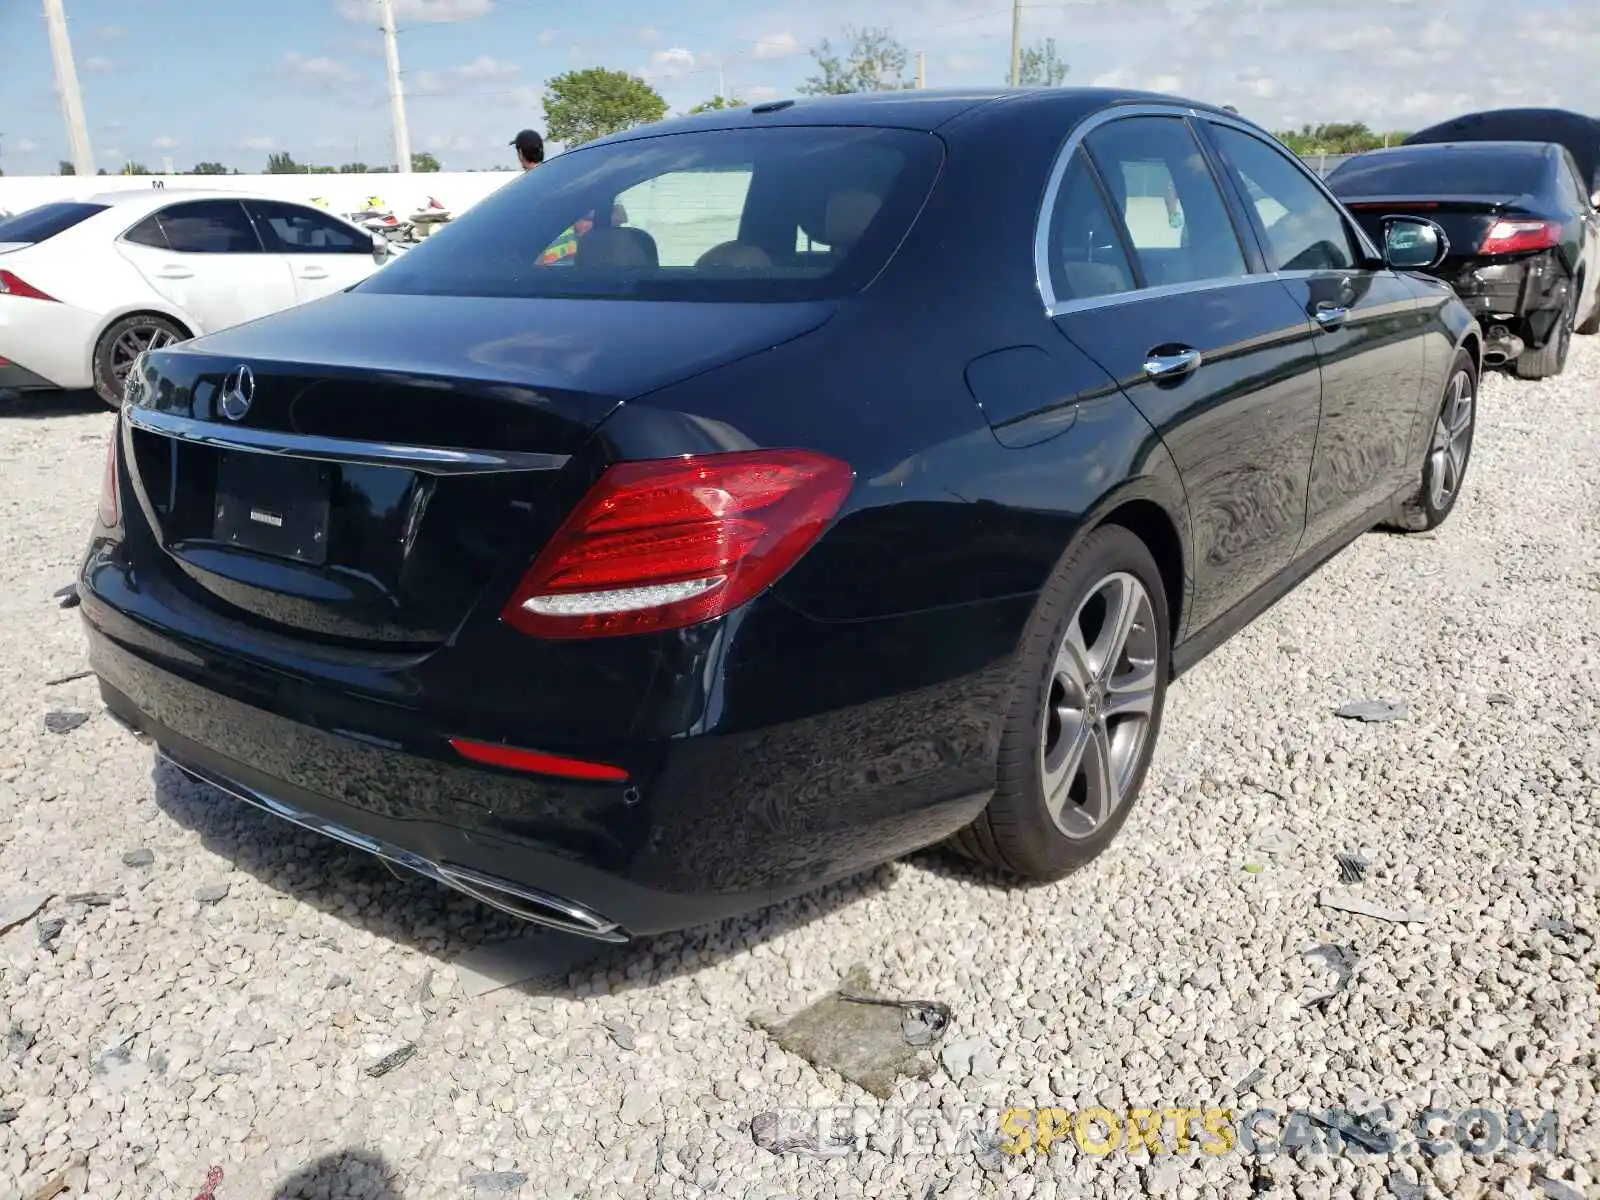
top-left (1314, 305), bottom-right (1350, 328)
top-left (299, 267), bottom-right (329, 280)
top-left (1143, 348), bottom-right (1202, 378)
top-left (156, 266), bottom-right (193, 279)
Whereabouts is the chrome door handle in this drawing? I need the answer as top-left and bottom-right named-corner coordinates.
top-left (300, 267), bottom-right (329, 279)
top-left (1314, 305), bottom-right (1349, 327)
top-left (156, 267), bottom-right (193, 279)
top-left (1143, 348), bottom-right (1202, 378)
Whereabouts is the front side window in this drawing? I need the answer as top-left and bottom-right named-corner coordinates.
top-left (1083, 116), bottom-right (1248, 287)
top-left (249, 201), bottom-right (371, 254)
top-left (149, 200), bottom-right (262, 254)
top-left (1212, 124), bottom-right (1358, 272)
top-left (357, 125), bottom-right (944, 303)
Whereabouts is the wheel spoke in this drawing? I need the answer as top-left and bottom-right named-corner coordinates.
top-left (1043, 707), bottom-right (1090, 818)
top-left (1077, 722), bottom-right (1118, 830)
top-left (1092, 576), bottom-right (1142, 685)
top-left (1104, 659), bottom-right (1158, 720)
top-left (1052, 623), bottom-right (1094, 695)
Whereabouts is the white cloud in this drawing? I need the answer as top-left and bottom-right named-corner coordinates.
top-left (651, 47), bottom-right (696, 78)
top-left (411, 55), bottom-right (519, 95)
top-left (275, 51), bottom-right (359, 86)
top-left (537, 29), bottom-right (558, 46)
top-left (100, 147), bottom-right (122, 160)
top-left (240, 136), bottom-right (277, 151)
top-left (753, 32), bottom-right (800, 60)
top-left (335, 0), bottom-right (491, 22)
top-left (1146, 74), bottom-right (1183, 94)
top-left (95, 24), bottom-right (126, 41)
top-left (152, 135), bottom-right (177, 149)
top-left (15, 137), bottom-right (40, 153)
top-left (84, 56), bottom-right (115, 73)
top-left (745, 86), bottom-right (779, 101)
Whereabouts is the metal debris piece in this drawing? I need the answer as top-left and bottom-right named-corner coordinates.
top-left (750, 1110), bottom-right (855, 1157)
top-left (1303, 944), bottom-right (1357, 1008)
top-left (9, 1026), bottom-right (37, 1059)
top-left (467, 1171), bottom-right (530, 1193)
top-left (65, 891), bottom-right (120, 907)
top-left (1234, 1066), bottom-right (1266, 1094)
top-left (1333, 699), bottom-right (1409, 723)
top-left (1336, 853), bottom-right (1369, 884)
top-left (326, 974), bottom-right (352, 990)
top-left (122, 849), bottom-right (154, 868)
top-left (1309, 1110), bottom-right (1390, 1154)
top-left (1319, 889), bottom-right (1431, 924)
top-left (972, 1129), bottom-right (1008, 1173)
top-left (1538, 916), bottom-right (1578, 942)
top-left (52, 583), bottom-right (80, 610)
top-left (605, 1020), bottom-right (636, 1051)
top-left (751, 964), bottom-right (939, 1100)
top-left (44, 670), bottom-right (92, 687)
top-left (365, 1042), bottom-right (417, 1078)
top-left (0, 893), bottom-right (51, 936)
top-left (836, 990), bottom-right (953, 1048)
top-left (43, 711), bottom-right (90, 735)
top-left (36, 917), bottom-right (66, 951)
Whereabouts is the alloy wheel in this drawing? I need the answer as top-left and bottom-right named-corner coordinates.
top-left (1427, 367), bottom-right (1474, 512)
top-left (1039, 571), bottom-right (1159, 839)
top-left (109, 325), bottom-right (176, 392)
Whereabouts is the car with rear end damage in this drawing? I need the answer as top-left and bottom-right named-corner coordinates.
top-left (1327, 139), bottom-right (1600, 379)
top-left (79, 89), bottom-right (1481, 942)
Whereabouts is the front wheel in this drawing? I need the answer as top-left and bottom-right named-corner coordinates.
top-left (1388, 348), bottom-right (1476, 533)
top-left (951, 524), bottom-right (1170, 881)
top-left (92, 314), bottom-right (187, 408)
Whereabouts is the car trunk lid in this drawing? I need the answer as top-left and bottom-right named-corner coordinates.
top-left (1340, 194), bottom-right (1529, 263)
top-left (122, 290), bottom-right (838, 647)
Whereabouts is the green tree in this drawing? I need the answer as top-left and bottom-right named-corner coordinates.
top-left (543, 67), bottom-right (668, 147)
top-left (800, 26), bottom-right (914, 94)
top-left (59, 160), bottom-right (76, 175)
top-left (1016, 37), bottom-right (1069, 87)
top-left (120, 161), bottom-right (150, 175)
top-left (339, 162), bottom-right (371, 174)
top-left (265, 151), bottom-right (303, 174)
top-left (1272, 122), bottom-right (1411, 156)
top-left (688, 95), bottom-right (748, 115)
top-left (411, 151), bottom-right (441, 172)
top-left (188, 161), bottom-right (228, 175)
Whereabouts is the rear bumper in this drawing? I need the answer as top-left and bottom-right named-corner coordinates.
top-left (0, 298), bottom-right (99, 390)
top-left (80, 554), bottom-right (1009, 939)
top-left (1442, 253), bottom-right (1569, 344)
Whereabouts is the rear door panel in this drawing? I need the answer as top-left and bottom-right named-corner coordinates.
top-left (244, 200), bottom-right (384, 303)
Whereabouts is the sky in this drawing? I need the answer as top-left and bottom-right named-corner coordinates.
top-left (1, 0), bottom-right (1597, 176)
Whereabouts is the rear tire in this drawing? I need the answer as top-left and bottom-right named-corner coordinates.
top-left (950, 524), bottom-right (1169, 881)
top-left (92, 314), bottom-right (187, 408)
top-left (1576, 284), bottom-right (1600, 335)
top-left (1514, 300), bottom-right (1573, 379)
top-left (1388, 348), bottom-right (1476, 533)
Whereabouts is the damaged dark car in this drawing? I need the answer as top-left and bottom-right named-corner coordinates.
top-left (1327, 139), bottom-right (1600, 378)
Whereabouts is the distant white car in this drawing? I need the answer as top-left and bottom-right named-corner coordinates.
top-left (0, 188), bottom-right (401, 406)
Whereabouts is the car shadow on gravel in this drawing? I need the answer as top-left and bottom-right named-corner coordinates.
top-left (150, 757), bottom-right (899, 995)
top-left (271, 1148), bottom-right (403, 1199)
top-left (0, 388), bottom-right (106, 418)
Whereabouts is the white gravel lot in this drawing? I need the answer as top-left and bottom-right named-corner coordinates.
top-left (1, 343), bottom-right (1598, 1200)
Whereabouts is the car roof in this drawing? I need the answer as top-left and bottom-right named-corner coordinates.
top-left (1347, 140), bottom-right (1556, 158)
top-left (582, 86), bottom-right (1253, 145)
top-left (83, 187), bottom-right (296, 207)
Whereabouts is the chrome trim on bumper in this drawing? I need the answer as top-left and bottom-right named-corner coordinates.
top-left (157, 748), bottom-right (628, 943)
top-left (123, 404), bottom-right (570, 477)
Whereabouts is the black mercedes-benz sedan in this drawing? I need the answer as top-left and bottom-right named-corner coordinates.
top-left (80, 88), bottom-right (1481, 941)
top-left (1327, 139), bottom-right (1600, 378)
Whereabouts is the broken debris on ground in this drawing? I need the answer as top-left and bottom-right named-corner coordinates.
top-left (1333, 699), bottom-right (1409, 723)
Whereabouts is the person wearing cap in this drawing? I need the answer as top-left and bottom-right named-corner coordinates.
top-left (511, 129), bottom-right (545, 170)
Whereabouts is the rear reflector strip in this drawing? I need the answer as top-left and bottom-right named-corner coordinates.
top-left (448, 736), bottom-right (630, 782)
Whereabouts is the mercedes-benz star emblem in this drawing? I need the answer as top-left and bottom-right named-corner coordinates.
top-left (219, 364), bottom-right (255, 422)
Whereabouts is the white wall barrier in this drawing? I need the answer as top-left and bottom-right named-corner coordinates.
top-left (0, 172), bottom-right (518, 219)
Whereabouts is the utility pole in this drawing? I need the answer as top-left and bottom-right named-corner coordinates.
top-left (42, 0), bottom-right (95, 177)
top-left (915, 50), bottom-right (925, 89)
top-left (377, 0), bottom-right (412, 174)
top-left (1009, 0), bottom-right (1023, 87)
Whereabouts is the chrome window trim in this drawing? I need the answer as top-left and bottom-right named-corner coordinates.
top-left (1035, 104), bottom-right (1384, 319)
top-left (123, 403), bottom-right (570, 475)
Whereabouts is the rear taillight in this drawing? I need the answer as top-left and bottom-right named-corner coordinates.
top-left (99, 422), bottom-right (120, 528)
top-left (502, 449), bottom-right (854, 640)
top-left (1478, 219), bottom-right (1561, 255)
top-left (0, 270), bottom-right (57, 301)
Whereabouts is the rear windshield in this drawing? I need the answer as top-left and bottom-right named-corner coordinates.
top-left (356, 125), bottom-right (944, 303)
top-left (0, 201), bottom-right (108, 244)
top-left (1327, 149), bottom-right (1548, 198)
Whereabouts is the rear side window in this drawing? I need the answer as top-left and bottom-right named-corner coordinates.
top-left (1046, 155), bottom-right (1136, 302)
top-left (1327, 149), bottom-right (1548, 199)
top-left (1209, 124), bottom-right (1358, 271)
top-left (1082, 116), bottom-right (1248, 287)
top-left (124, 215), bottom-right (169, 248)
top-left (151, 200), bottom-right (263, 253)
top-left (357, 125), bottom-right (944, 302)
top-left (0, 202), bottom-right (108, 244)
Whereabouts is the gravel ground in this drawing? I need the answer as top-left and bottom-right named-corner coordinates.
top-left (2, 343), bottom-right (1598, 1200)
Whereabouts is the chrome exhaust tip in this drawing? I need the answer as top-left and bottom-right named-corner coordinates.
top-left (156, 748), bottom-right (628, 943)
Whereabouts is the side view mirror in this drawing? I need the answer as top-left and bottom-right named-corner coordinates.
top-left (1381, 215), bottom-right (1449, 271)
top-left (371, 232), bottom-right (391, 259)
top-left (1590, 188), bottom-right (1600, 210)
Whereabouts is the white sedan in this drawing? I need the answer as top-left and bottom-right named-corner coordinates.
top-left (0, 188), bottom-right (401, 406)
